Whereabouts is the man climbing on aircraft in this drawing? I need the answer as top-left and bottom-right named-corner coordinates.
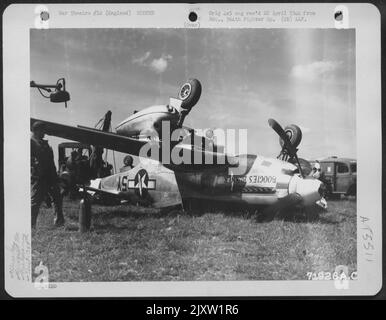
top-left (31, 121), bottom-right (65, 228)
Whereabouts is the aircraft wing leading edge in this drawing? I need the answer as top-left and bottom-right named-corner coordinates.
top-left (30, 118), bottom-right (236, 169)
top-left (31, 118), bottom-right (147, 155)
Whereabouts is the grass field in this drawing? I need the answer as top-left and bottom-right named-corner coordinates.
top-left (31, 198), bottom-right (356, 282)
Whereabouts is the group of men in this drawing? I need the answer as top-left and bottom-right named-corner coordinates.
top-left (30, 121), bottom-right (135, 228)
top-left (30, 121), bottom-right (107, 228)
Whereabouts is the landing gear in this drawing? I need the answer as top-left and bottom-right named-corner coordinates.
top-left (178, 78), bottom-right (202, 110)
top-left (177, 79), bottom-right (202, 127)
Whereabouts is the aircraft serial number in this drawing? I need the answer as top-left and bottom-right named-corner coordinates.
top-left (248, 175), bottom-right (276, 184)
top-left (227, 175), bottom-right (276, 184)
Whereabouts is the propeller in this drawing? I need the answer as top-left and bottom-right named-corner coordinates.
top-left (268, 118), bottom-right (305, 178)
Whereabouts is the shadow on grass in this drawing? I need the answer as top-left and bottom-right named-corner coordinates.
top-left (246, 205), bottom-right (345, 225)
top-left (92, 223), bottom-right (131, 233)
top-left (182, 200), bottom-right (342, 225)
top-left (64, 197), bottom-right (353, 230)
top-left (278, 212), bottom-right (341, 225)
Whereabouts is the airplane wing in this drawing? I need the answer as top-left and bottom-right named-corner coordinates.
top-left (31, 118), bottom-right (238, 170)
top-left (31, 118), bottom-right (147, 155)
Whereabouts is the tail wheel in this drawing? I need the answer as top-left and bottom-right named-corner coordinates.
top-left (178, 78), bottom-right (202, 110)
top-left (279, 124), bottom-right (302, 149)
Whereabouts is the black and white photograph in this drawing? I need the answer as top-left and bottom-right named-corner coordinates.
top-left (29, 27), bottom-right (357, 282)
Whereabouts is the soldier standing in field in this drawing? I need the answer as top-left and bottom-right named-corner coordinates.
top-left (31, 121), bottom-right (65, 228)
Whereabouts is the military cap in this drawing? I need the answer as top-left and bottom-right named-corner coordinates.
top-left (31, 121), bottom-right (46, 132)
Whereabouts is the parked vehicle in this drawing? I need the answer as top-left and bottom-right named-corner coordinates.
top-left (311, 157), bottom-right (356, 198)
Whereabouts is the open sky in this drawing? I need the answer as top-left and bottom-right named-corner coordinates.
top-left (30, 28), bottom-right (356, 168)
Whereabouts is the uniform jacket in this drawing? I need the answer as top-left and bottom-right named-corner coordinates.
top-left (31, 137), bottom-right (58, 183)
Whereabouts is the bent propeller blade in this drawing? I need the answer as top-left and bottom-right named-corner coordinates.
top-left (268, 118), bottom-right (305, 178)
top-left (268, 118), bottom-right (296, 155)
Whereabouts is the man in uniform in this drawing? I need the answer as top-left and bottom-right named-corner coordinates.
top-left (89, 145), bottom-right (104, 178)
top-left (120, 155), bottom-right (134, 173)
top-left (310, 160), bottom-right (328, 208)
top-left (66, 150), bottom-right (80, 198)
top-left (311, 160), bottom-right (322, 179)
top-left (31, 121), bottom-right (65, 228)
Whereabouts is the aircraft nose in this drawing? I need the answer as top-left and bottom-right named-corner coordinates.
top-left (290, 177), bottom-right (323, 206)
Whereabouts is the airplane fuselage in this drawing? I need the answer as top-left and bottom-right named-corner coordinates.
top-left (31, 78), bottom-right (325, 213)
top-left (116, 105), bottom-right (180, 138)
top-left (95, 153), bottom-right (323, 209)
top-left (92, 103), bottom-right (323, 209)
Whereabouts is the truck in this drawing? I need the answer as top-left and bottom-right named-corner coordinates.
top-left (311, 156), bottom-right (356, 198)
